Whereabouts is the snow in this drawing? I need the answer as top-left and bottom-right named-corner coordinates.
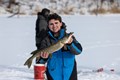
top-left (0, 14), bottom-right (120, 80)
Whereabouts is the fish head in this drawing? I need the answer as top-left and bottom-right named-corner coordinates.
top-left (60, 32), bottom-right (74, 44)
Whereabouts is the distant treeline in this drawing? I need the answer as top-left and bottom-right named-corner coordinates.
top-left (0, 0), bottom-right (120, 15)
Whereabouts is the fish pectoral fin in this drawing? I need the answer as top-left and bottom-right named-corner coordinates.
top-left (31, 51), bottom-right (36, 54)
top-left (31, 50), bottom-right (38, 54)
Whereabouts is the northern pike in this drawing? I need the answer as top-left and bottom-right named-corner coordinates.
top-left (24, 32), bottom-right (73, 68)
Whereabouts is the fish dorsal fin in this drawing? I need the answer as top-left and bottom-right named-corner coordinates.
top-left (31, 50), bottom-right (39, 54)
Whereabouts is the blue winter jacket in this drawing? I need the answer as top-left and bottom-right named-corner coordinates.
top-left (38, 29), bottom-right (82, 80)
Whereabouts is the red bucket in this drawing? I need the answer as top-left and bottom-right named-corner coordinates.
top-left (34, 64), bottom-right (46, 80)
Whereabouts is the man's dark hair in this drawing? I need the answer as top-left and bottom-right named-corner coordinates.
top-left (48, 13), bottom-right (62, 22)
top-left (48, 13), bottom-right (67, 30)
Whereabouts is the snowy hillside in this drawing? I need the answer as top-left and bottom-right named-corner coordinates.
top-left (0, 0), bottom-right (120, 15)
top-left (0, 14), bottom-right (120, 80)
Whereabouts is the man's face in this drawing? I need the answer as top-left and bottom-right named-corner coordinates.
top-left (48, 19), bottom-right (62, 33)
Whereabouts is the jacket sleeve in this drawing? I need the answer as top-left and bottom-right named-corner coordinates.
top-left (67, 36), bottom-right (83, 55)
top-left (36, 38), bottom-right (48, 64)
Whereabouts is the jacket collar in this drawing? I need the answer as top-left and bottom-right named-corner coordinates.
top-left (48, 29), bottom-right (65, 40)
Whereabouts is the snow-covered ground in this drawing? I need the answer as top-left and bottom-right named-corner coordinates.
top-left (0, 14), bottom-right (120, 80)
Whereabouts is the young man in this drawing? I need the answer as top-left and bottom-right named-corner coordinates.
top-left (38, 13), bottom-right (82, 80)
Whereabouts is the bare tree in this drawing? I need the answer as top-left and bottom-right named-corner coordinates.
top-left (110, 0), bottom-right (114, 4)
top-left (116, 0), bottom-right (120, 7)
top-left (0, 0), bottom-right (2, 3)
top-left (101, 0), bottom-right (105, 7)
top-left (81, 0), bottom-right (85, 3)
top-left (0, 0), bottom-right (3, 5)
top-left (8, 0), bottom-right (16, 8)
top-left (96, 0), bottom-right (99, 16)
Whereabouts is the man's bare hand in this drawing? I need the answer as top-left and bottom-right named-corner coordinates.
top-left (66, 34), bottom-right (73, 44)
top-left (40, 52), bottom-right (49, 58)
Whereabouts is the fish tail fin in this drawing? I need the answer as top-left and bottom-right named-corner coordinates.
top-left (24, 56), bottom-right (33, 68)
